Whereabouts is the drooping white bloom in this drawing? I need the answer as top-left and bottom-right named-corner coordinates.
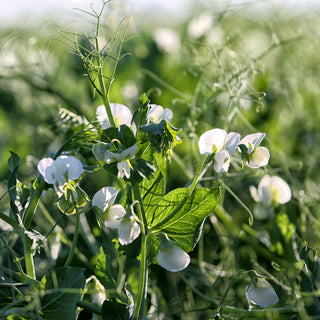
top-left (187, 13), bottom-right (213, 39)
top-left (119, 217), bottom-right (141, 245)
top-left (96, 103), bottom-right (132, 129)
top-left (154, 28), bottom-right (180, 54)
top-left (246, 279), bottom-right (279, 307)
top-left (239, 133), bottom-right (270, 168)
top-left (198, 128), bottom-right (240, 173)
top-left (105, 145), bottom-right (138, 179)
top-left (157, 236), bottom-right (190, 272)
top-left (37, 155), bottom-right (83, 196)
top-left (147, 104), bottom-right (173, 124)
top-left (250, 175), bottom-right (291, 219)
top-left (92, 187), bottom-right (126, 229)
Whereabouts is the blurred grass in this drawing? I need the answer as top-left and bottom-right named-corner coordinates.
top-left (1, 1), bottom-right (320, 318)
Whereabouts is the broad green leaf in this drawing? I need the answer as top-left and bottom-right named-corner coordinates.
top-left (102, 127), bottom-right (119, 143)
top-left (40, 267), bottom-right (85, 320)
top-left (148, 187), bottom-right (220, 252)
top-left (8, 151), bottom-right (20, 173)
top-left (119, 124), bottom-right (136, 148)
top-left (101, 299), bottom-right (132, 320)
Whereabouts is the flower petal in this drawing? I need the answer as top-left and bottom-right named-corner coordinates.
top-left (37, 157), bottom-right (55, 184)
top-left (246, 279), bottom-right (279, 307)
top-left (157, 244), bottom-right (190, 272)
top-left (198, 129), bottom-right (227, 155)
top-left (214, 150), bottom-right (230, 173)
top-left (240, 133), bottom-right (266, 154)
top-left (56, 156), bottom-right (83, 181)
top-left (270, 176), bottom-right (291, 204)
top-left (104, 204), bottom-right (126, 229)
top-left (119, 218), bottom-right (141, 245)
top-left (111, 103), bottom-right (132, 127)
top-left (92, 143), bottom-right (109, 161)
top-left (247, 146), bottom-right (270, 168)
top-left (117, 161), bottom-right (131, 179)
top-left (224, 132), bottom-right (240, 155)
top-left (96, 105), bottom-right (110, 130)
top-left (120, 145), bottom-right (138, 160)
top-left (92, 186), bottom-right (119, 211)
top-left (147, 104), bottom-right (173, 123)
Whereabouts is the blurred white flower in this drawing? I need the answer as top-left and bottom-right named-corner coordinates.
top-left (246, 278), bottom-right (279, 308)
top-left (119, 216), bottom-right (141, 245)
top-left (157, 236), bottom-right (190, 272)
top-left (187, 13), bottom-right (213, 39)
top-left (147, 104), bottom-right (173, 124)
top-left (121, 81), bottom-right (139, 102)
top-left (198, 128), bottom-right (240, 173)
top-left (250, 175), bottom-right (291, 219)
top-left (50, 233), bottom-right (61, 261)
top-left (37, 155), bottom-right (83, 197)
top-left (154, 28), bottom-right (180, 54)
top-left (96, 103), bottom-right (132, 129)
top-left (239, 133), bottom-right (270, 168)
top-left (92, 187), bottom-right (126, 229)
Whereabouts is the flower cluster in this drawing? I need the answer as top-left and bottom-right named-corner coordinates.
top-left (198, 129), bottom-right (270, 172)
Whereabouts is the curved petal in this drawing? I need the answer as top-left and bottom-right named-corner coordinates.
top-left (117, 161), bottom-right (131, 179)
top-left (270, 176), bottom-right (291, 204)
top-left (92, 143), bottom-right (109, 161)
top-left (37, 157), bottom-right (55, 184)
top-left (62, 156), bottom-right (84, 181)
top-left (157, 244), bottom-right (190, 272)
top-left (246, 279), bottom-right (279, 307)
top-left (214, 150), bottom-right (230, 173)
top-left (253, 204), bottom-right (272, 220)
top-left (120, 145), bottom-right (138, 160)
top-left (224, 132), bottom-right (240, 155)
top-left (96, 105), bottom-right (110, 130)
top-left (92, 186), bottom-right (119, 211)
top-left (198, 128), bottom-right (227, 155)
top-left (240, 133), bottom-right (266, 154)
top-left (119, 218), bottom-right (141, 245)
top-left (147, 104), bottom-right (173, 123)
top-left (247, 146), bottom-right (270, 168)
top-left (104, 204), bottom-right (126, 229)
top-left (111, 103), bottom-right (132, 127)
top-left (104, 150), bottom-right (121, 163)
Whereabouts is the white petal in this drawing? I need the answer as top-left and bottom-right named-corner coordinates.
top-left (147, 104), bottom-right (173, 123)
top-left (62, 156), bottom-right (84, 181)
top-left (104, 150), bottom-right (121, 163)
top-left (198, 129), bottom-right (227, 155)
top-left (96, 105), bottom-right (110, 130)
top-left (111, 103), bottom-right (132, 127)
top-left (37, 158), bottom-right (55, 184)
top-left (117, 161), bottom-right (131, 179)
top-left (162, 108), bottom-right (173, 123)
top-left (92, 187), bottom-right (119, 211)
top-left (120, 145), bottom-right (138, 160)
top-left (246, 279), bottom-right (279, 307)
top-left (253, 204), bottom-right (272, 220)
top-left (247, 146), bottom-right (270, 168)
top-left (214, 150), bottom-right (230, 173)
top-left (157, 245), bottom-right (190, 272)
top-left (224, 132), bottom-right (240, 155)
top-left (270, 176), bottom-right (291, 204)
top-left (249, 185), bottom-right (260, 203)
top-left (240, 133), bottom-right (266, 154)
top-left (104, 204), bottom-right (126, 228)
top-left (119, 219), bottom-right (141, 245)
top-left (92, 143), bottom-right (108, 161)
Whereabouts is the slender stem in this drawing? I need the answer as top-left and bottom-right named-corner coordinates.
top-left (77, 300), bottom-right (101, 316)
top-left (64, 211), bottom-right (81, 267)
top-left (132, 184), bottom-right (149, 319)
top-left (22, 235), bottom-right (36, 279)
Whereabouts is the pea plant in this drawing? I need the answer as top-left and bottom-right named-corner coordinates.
top-left (1, 1), bottom-right (319, 320)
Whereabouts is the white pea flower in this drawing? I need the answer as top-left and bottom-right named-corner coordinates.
top-left (92, 144), bottom-right (138, 179)
top-left (157, 236), bottom-right (190, 272)
top-left (250, 175), bottom-right (291, 219)
top-left (246, 279), bottom-right (279, 308)
top-left (239, 133), bottom-right (270, 168)
top-left (187, 13), bottom-right (213, 39)
top-left (147, 104), bottom-right (173, 124)
top-left (96, 103), bottom-right (132, 129)
top-left (154, 28), bottom-right (180, 54)
top-left (198, 128), bottom-right (240, 173)
top-left (37, 155), bottom-right (83, 197)
top-left (119, 216), bottom-right (141, 245)
top-left (92, 187), bottom-right (126, 229)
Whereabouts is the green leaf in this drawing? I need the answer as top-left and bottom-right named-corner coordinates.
top-left (8, 151), bottom-right (20, 173)
top-left (7, 152), bottom-right (21, 214)
top-left (119, 125), bottom-right (136, 148)
top-left (102, 127), bottom-right (119, 143)
top-left (40, 267), bottom-right (85, 320)
top-left (148, 187), bottom-right (220, 252)
top-left (101, 299), bottom-right (133, 320)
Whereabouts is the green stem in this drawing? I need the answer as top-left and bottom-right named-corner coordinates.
top-left (77, 300), bottom-right (101, 316)
top-left (132, 184), bottom-right (149, 320)
top-left (22, 235), bottom-right (36, 279)
top-left (64, 211), bottom-right (81, 267)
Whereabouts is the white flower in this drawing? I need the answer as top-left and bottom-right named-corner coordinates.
top-left (147, 104), bottom-right (173, 124)
top-left (157, 237), bottom-right (190, 272)
top-left (187, 13), bottom-right (213, 39)
top-left (246, 279), bottom-right (279, 308)
top-left (154, 28), bottom-right (180, 54)
top-left (119, 217), bottom-right (141, 245)
top-left (96, 103), bottom-right (132, 129)
top-left (198, 128), bottom-right (240, 173)
top-left (250, 175), bottom-right (291, 206)
top-left (92, 187), bottom-right (126, 229)
top-left (37, 155), bottom-right (83, 197)
top-left (239, 133), bottom-right (270, 168)
top-left (105, 145), bottom-right (138, 179)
